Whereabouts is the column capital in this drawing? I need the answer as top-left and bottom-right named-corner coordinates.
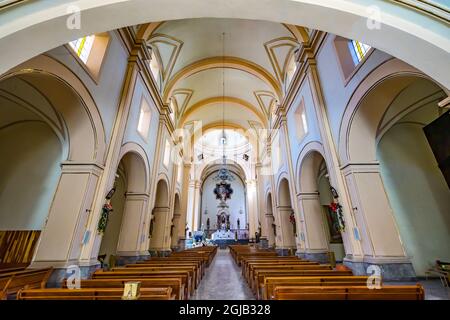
top-left (340, 162), bottom-right (381, 175)
top-left (60, 161), bottom-right (104, 176)
top-left (125, 192), bottom-right (150, 200)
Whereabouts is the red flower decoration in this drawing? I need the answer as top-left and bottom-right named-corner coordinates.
top-left (329, 202), bottom-right (338, 212)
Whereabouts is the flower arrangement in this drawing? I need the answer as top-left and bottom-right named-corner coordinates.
top-left (329, 201), bottom-right (345, 232)
top-left (97, 202), bottom-right (113, 234)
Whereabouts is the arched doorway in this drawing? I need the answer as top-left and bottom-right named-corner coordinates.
top-left (0, 65), bottom-right (105, 269)
top-left (342, 67), bottom-right (449, 277)
top-left (265, 193), bottom-right (275, 248)
top-left (298, 150), bottom-right (345, 263)
top-left (99, 150), bottom-right (149, 266)
top-left (171, 193), bottom-right (182, 249)
top-left (2, 1), bottom-right (448, 88)
top-left (376, 78), bottom-right (450, 276)
top-left (149, 179), bottom-right (170, 255)
top-left (277, 178), bottom-right (296, 254)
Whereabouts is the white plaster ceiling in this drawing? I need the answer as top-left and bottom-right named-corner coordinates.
top-left (147, 18), bottom-right (300, 129)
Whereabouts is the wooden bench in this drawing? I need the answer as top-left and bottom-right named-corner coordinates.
top-left (261, 276), bottom-right (372, 300)
top-left (0, 267), bottom-right (52, 299)
top-left (272, 284), bottom-right (425, 300)
top-left (252, 269), bottom-right (354, 295)
top-left (112, 266), bottom-right (199, 289)
top-left (125, 262), bottom-right (204, 280)
top-left (17, 287), bottom-right (175, 300)
top-left (62, 278), bottom-right (185, 300)
top-left (245, 261), bottom-right (319, 281)
top-left (92, 270), bottom-right (193, 297)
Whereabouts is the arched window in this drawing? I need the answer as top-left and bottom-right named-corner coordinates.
top-left (349, 40), bottom-right (371, 65)
top-left (67, 33), bottom-right (110, 82)
top-left (294, 98), bottom-right (308, 141)
top-left (69, 35), bottom-right (95, 63)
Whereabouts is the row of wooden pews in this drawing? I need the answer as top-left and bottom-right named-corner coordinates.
top-left (230, 245), bottom-right (425, 300)
top-left (1, 267), bottom-right (52, 300)
top-left (15, 246), bottom-right (217, 300)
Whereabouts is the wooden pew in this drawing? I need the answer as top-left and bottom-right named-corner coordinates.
top-left (244, 261), bottom-right (319, 281)
top-left (17, 287), bottom-right (175, 300)
top-left (136, 258), bottom-right (205, 276)
top-left (125, 262), bottom-right (203, 280)
top-left (62, 278), bottom-right (185, 300)
top-left (111, 266), bottom-right (199, 289)
top-left (92, 270), bottom-right (193, 297)
top-left (272, 284), bottom-right (425, 300)
top-left (262, 276), bottom-right (371, 300)
top-left (0, 267), bottom-right (52, 299)
top-left (252, 269), bottom-right (354, 295)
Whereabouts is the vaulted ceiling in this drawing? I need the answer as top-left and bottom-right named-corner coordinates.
top-left (138, 19), bottom-right (310, 131)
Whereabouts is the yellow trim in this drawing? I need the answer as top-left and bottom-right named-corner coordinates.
top-left (163, 56), bottom-right (282, 102)
top-left (178, 96), bottom-right (267, 128)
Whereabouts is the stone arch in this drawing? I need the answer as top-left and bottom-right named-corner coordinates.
top-left (170, 192), bottom-right (182, 248)
top-left (149, 178), bottom-right (171, 253)
top-left (1, 55), bottom-right (106, 163)
top-left (118, 142), bottom-right (151, 194)
top-left (276, 176), bottom-right (296, 251)
top-left (337, 62), bottom-right (448, 277)
top-left (264, 191), bottom-right (276, 247)
top-left (1, 1), bottom-right (449, 88)
top-left (297, 148), bottom-right (343, 263)
top-left (112, 148), bottom-right (150, 261)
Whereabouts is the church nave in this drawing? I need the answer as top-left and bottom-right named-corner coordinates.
top-left (0, 0), bottom-right (449, 304)
top-left (191, 249), bottom-right (254, 300)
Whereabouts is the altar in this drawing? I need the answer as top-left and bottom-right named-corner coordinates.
top-left (212, 229), bottom-right (235, 240)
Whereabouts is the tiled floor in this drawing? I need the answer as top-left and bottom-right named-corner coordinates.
top-left (384, 279), bottom-right (450, 300)
top-left (191, 248), bottom-right (255, 300)
top-left (191, 248), bottom-right (450, 300)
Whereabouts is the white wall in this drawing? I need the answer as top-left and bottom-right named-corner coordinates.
top-left (378, 102), bottom-right (450, 275)
top-left (316, 35), bottom-right (392, 145)
top-left (47, 31), bottom-right (129, 146)
top-left (199, 171), bottom-right (247, 230)
top-left (0, 122), bottom-right (62, 230)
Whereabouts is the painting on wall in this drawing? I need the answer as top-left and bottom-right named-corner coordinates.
top-left (324, 206), bottom-right (343, 243)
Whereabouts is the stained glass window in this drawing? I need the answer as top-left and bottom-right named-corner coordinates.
top-left (69, 35), bottom-right (95, 64)
top-left (349, 40), bottom-right (371, 64)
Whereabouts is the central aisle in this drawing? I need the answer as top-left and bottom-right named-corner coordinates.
top-left (191, 248), bottom-right (255, 300)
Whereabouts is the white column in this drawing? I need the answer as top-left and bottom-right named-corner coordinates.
top-left (297, 192), bottom-right (329, 254)
top-left (31, 163), bottom-right (103, 268)
top-left (149, 206), bottom-right (171, 251)
top-left (246, 179), bottom-right (258, 238)
top-left (116, 193), bottom-right (150, 256)
top-left (342, 163), bottom-right (409, 263)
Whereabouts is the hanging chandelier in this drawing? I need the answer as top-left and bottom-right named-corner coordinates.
top-left (213, 32), bottom-right (233, 201)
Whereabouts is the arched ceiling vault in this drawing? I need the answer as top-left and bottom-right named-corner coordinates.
top-left (137, 18), bottom-right (306, 130)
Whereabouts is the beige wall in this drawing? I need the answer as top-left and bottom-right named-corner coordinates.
top-left (0, 122), bottom-right (62, 230)
top-left (378, 102), bottom-right (450, 275)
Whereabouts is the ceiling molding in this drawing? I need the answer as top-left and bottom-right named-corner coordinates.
top-left (178, 96), bottom-right (267, 128)
top-left (282, 24), bottom-right (310, 43)
top-left (163, 56), bottom-right (282, 102)
top-left (136, 22), bottom-right (166, 40)
top-left (171, 88), bottom-right (193, 116)
top-left (148, 33), bottom-right (183, 82)
top-left (254, 90), bottom-right (277, 118)
top-left (264, 37), bottom-right (299, 85)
